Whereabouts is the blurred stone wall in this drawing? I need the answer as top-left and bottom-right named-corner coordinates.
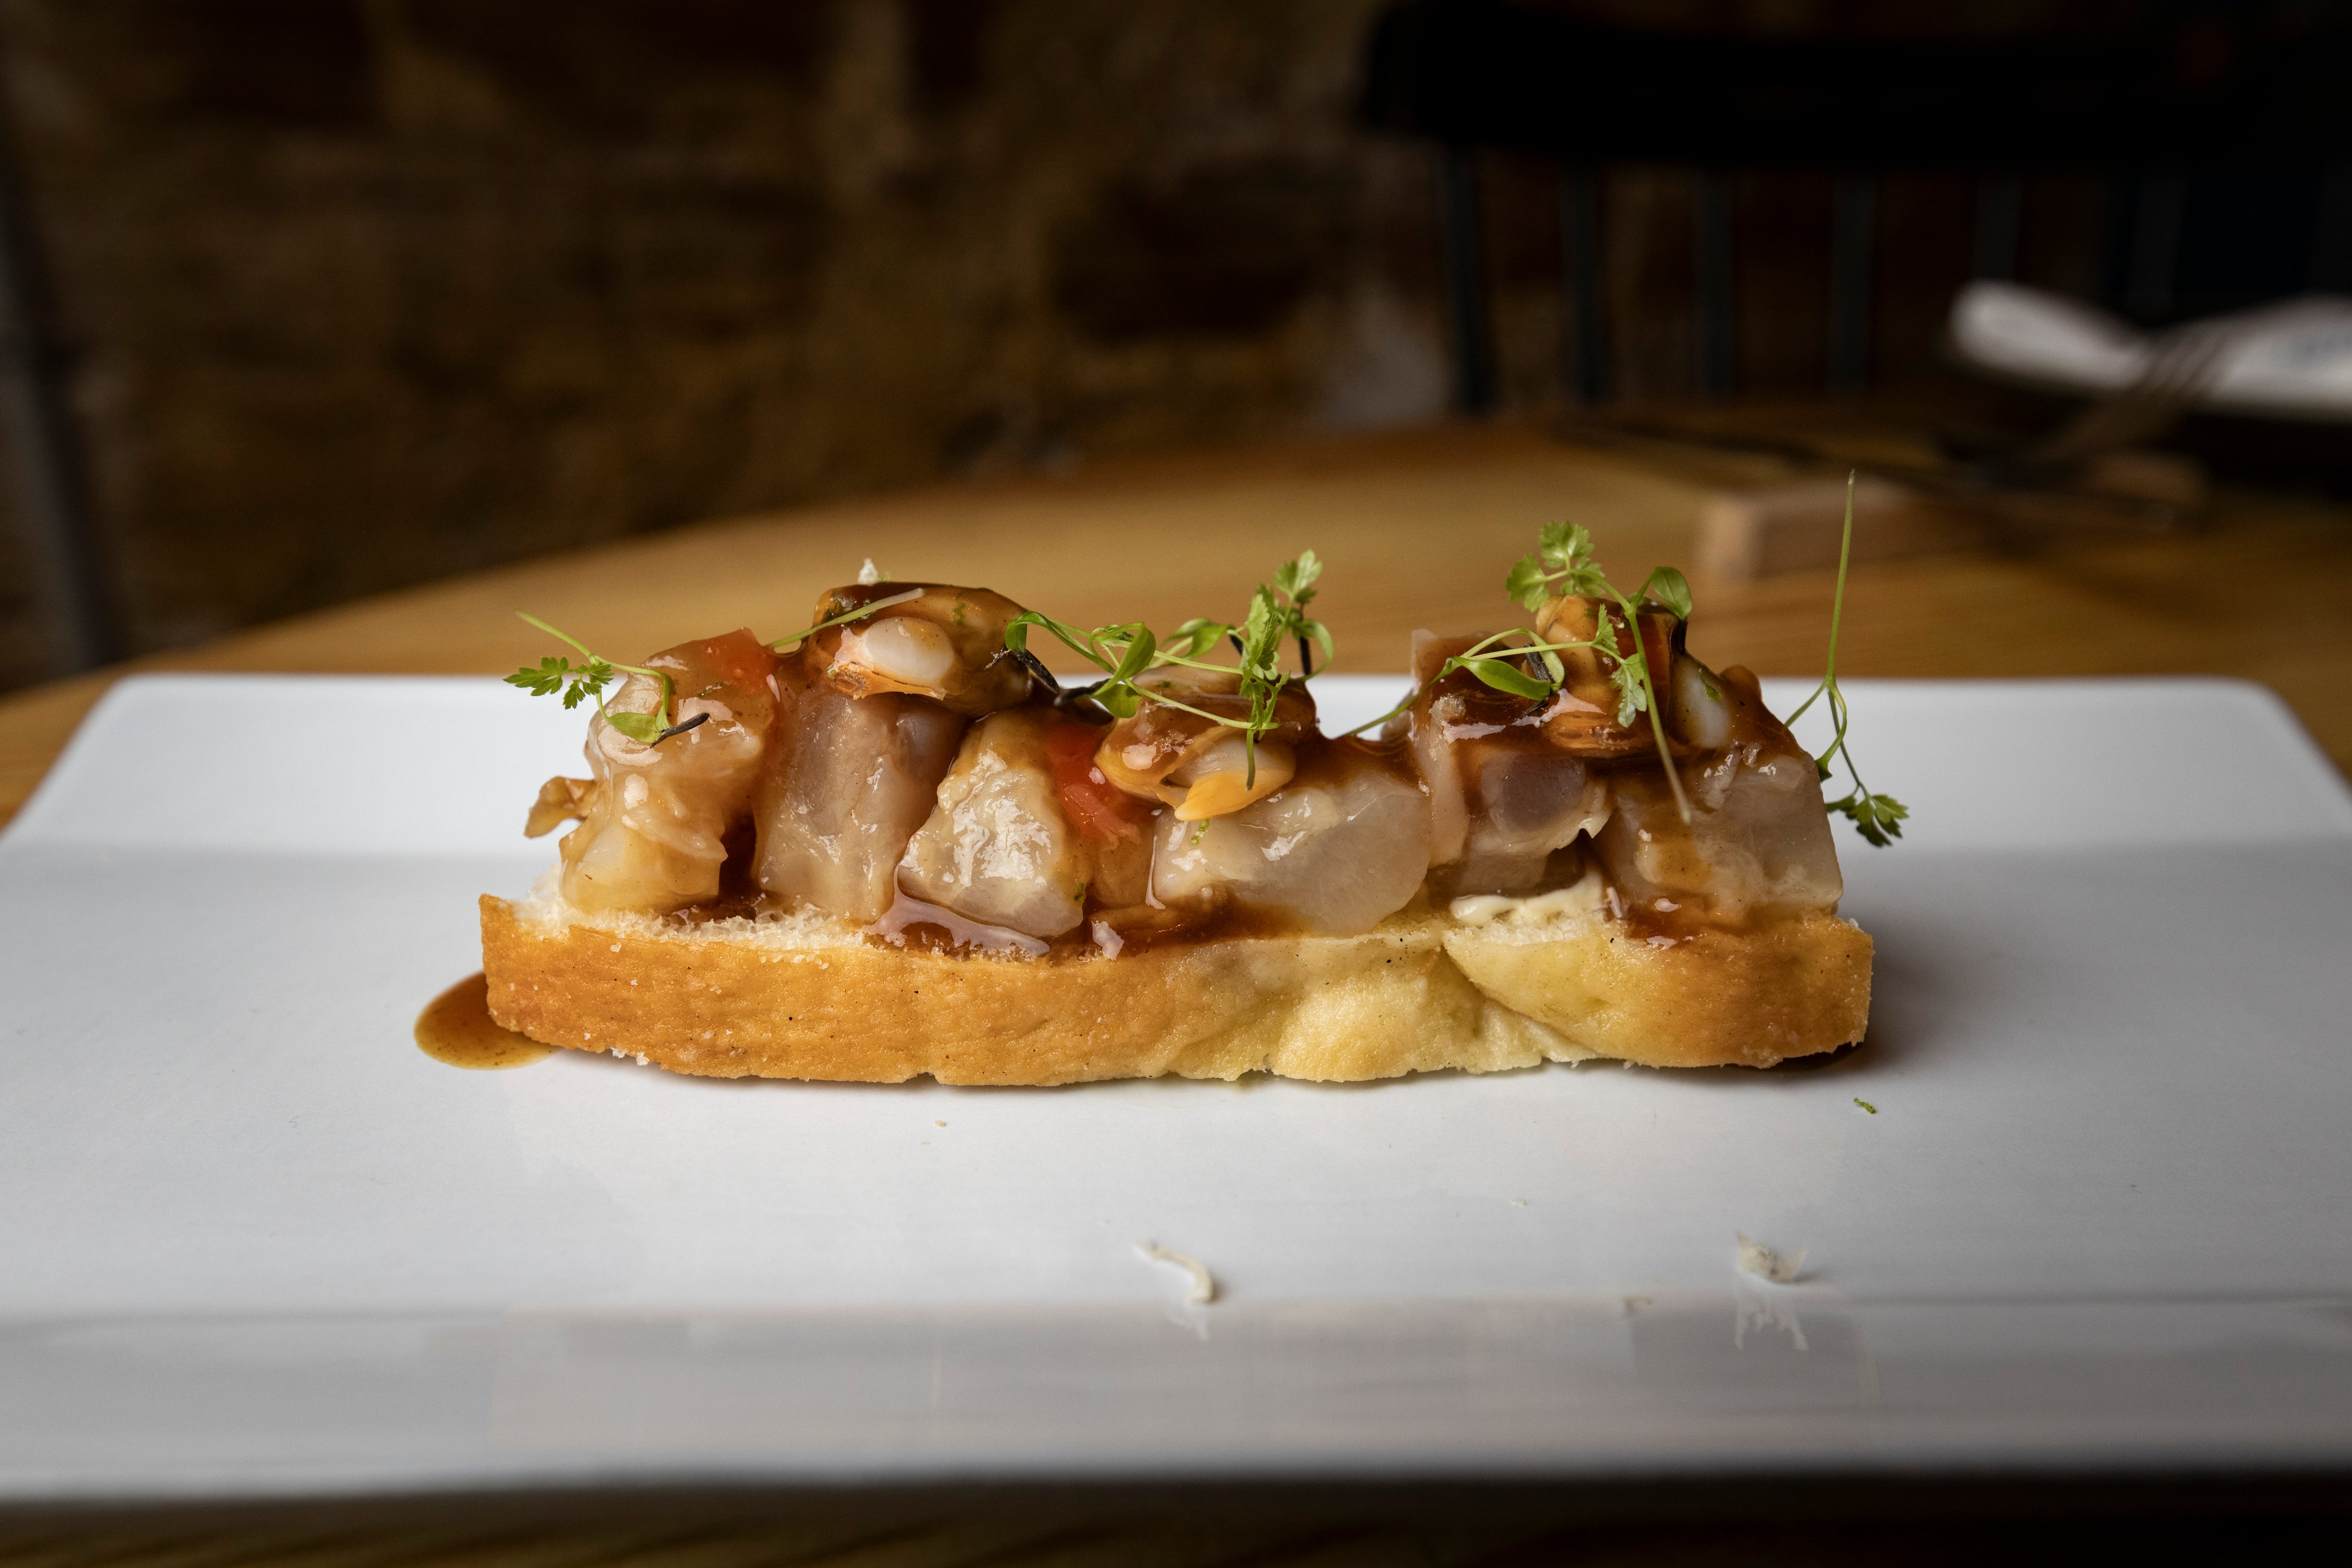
top-left (0, 0), bottom-right (2110, 682)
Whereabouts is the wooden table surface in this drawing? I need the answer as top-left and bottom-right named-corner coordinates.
top-left (5, 417), bottom-right (2349, 1564)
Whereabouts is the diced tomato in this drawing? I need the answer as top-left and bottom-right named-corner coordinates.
top-left (1046, 721), bottom-right (1149, 843)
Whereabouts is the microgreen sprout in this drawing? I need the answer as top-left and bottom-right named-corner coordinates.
top-left (1005, 551), bottom-right (1330, 787)
top-left (1346, 525), bottom-right (1695, 823)
top-left (1503, 525), bottom-right (1692, 822)
top-left (506, 613), bottom-right (681, 746)
top-left (768, 587), bottom-right (925, 652)
top-left (1782, 474), bottom-right (1909, 847)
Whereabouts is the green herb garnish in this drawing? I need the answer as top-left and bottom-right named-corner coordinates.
top-left (1349, 525), bottom-right (1695, 822)
top-left (510, 584), bottom-right (927, 742)
top-left (1783, 474), bottom-right (1908, 847)
top-left (506, 613), bottom-right (682, 746)
top-left (1353, 498), bottom-right (1904, 848)
top-left (1502, 526), bottom-right (1690, 824)
top-left (1005, 552), bottom-right (1329, 787)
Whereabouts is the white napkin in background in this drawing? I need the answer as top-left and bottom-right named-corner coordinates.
top-left (1949, 279), bottom-right (2352, 423)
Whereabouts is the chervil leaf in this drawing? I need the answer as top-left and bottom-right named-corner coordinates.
top-left (511, 613), bottom-right (674, 739)
top-left (505, 656), bottom-right (569, 698)
top-left (1485, 522), bottom-right (1740, 829)
top-left (1004, 609), bottom-right (1106, 670)
top-left (1273, 550), bottom-right (1321, 604)
top-left (505, 653), bottom-right (614, 709)
top-left (1504, 553), bottom-right (1552, 613)
top-left (1832, 791), bottom-right (1909, 847)
top-left (1014, 551), bottom-right (1338, 788)
top-left (563, 661), bottom-right (613, 708)
top-left (1240, 588), bottom-right (1279, 672)
top-left (1638, 565), bottom-right (1693, 620)
top-left (1537, 522), bottom-right (1587, 570)
top-left (1609, 658), bottom-right (1648, 727)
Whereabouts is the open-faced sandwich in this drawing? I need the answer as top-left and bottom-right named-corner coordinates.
top-left (482, 521), bottom-right (1902, 1083)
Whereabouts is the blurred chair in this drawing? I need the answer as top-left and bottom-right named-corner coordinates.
top-left (1361, 0), bottom-right (2352, 414)
top-left (0, 111), bottom-right (112, 675)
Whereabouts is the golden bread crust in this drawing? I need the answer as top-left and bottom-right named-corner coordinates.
top-left (480, 890), bottom-right (1871, 1083)
top-left (1442, 908), bottom-right (1874, 1068)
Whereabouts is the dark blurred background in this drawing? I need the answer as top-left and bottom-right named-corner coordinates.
top-left (0, 0), bottom-right (2343, 691)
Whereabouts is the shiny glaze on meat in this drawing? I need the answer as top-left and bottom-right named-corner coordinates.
top-left (1402, 631), bottom-right (1611, 899)
top-left (531, 580), bottom-right (1850, 955)
top-left (751, 647), bottom-right (964, 923)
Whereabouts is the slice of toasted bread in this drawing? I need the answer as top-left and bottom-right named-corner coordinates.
top-left (480, 881), bottom-right (1872, 1083)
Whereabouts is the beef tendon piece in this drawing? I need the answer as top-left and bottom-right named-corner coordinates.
top-left (754, 659), bottom-right (965, 923)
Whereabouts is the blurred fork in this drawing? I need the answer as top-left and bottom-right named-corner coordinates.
top-left (1968, 317), bottom-right (2231, 487)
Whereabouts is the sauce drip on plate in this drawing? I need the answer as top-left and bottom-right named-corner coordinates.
top-left (415, 972), bottom-right (555, 1069)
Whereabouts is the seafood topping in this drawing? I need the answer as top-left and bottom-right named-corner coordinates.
top-left (1401, 632), bottom-right (1611, 898)
top-left (524, 775), bottom-right (592, 840)
top-left (752, 658), bottom-right (964, 922)
top-left (806, 582), bottom-right (1033, 716)
top-left (1150, 743), bottom-right (1432, 936)
top-left (511, 516), bottom-right (1900, 944)
top-left (556, 629), bottom-right (779, 915)
top-left (1094, 674), bottom-right (1317, 822)
top-left (1530, 594), bottom-right (1679, 759)
top-left (897, 709), bottom-right (1097, 940)
top-left (1593, 666), bottom-right (1843, 919)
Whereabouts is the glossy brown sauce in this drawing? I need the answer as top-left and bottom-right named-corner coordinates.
top-left (415, 972), bottom-right (556, 1069)
top-left (1083, 894), bottom-right (1305, 955)
top-left (1307, 728), bottom-right (1421, 785)
top-left (872, 891), bottom-right (1052, 956)
top-left (1607, 882), bottom-right (1708, 945)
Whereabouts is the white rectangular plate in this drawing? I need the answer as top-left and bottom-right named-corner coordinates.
top-left (3, 673), bottom-right (2351, 1503)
